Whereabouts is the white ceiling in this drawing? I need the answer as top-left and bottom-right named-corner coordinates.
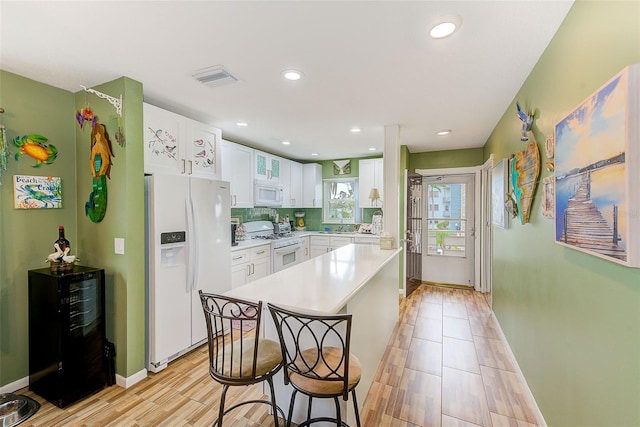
top-left (0, 1), bottom-right (573, 161)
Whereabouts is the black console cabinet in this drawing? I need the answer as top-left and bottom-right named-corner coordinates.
top-left (28, 266), bottom-right (107, 408)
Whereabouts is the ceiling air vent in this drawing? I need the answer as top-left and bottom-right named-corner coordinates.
top-left (192, 65), bottom-right (239, 87)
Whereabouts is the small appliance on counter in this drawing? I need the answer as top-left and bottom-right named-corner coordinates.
top-left (379, 232), bottom-right (395, 249)
top-left (231, 223), bottom-right (238, 246)
top-left (372, 211), bottom-right (383, 235)
top-left (273, 221), bottom-right (291, 235)
top-left (358, 223), bottom-right (373, 234)
top-left (294, 212), bottom-right (306, 231)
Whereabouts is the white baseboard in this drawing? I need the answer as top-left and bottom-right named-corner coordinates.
top-left (115, 368), bottom-right (147, 389)
top-left (491, 311), bottom-right (548, 427)
top-left (0, 377), bottom-right (28, 394)
top-left (0, 368), bottom-right (148, 394)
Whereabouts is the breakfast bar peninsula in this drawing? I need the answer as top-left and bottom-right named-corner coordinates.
top-left (224, 243), bottom-right (402, 425)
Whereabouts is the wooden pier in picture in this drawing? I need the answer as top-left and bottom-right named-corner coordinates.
top-left (561, 172), bottom-right (626, 261)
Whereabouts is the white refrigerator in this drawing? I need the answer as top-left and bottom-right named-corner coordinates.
top-left (145, 174), bottom-right (231, 372)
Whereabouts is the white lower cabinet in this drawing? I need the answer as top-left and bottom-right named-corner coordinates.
top-left (231, 244), bottom-right (271, 288)
top-left (301, 237), bottom-right (310, 261)
top-left (309, 235), bottom-right (353, 258)
top-left (353, 235), bottom-right (380, 245)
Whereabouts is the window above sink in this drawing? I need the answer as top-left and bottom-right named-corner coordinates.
top-left (323, 178), bottom-right (360, 224)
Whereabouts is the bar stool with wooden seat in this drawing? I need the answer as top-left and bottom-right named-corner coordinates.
top-left (267, 303), bottom-right (362, 427)
top-left (199, 291), bottom-right (285, 426)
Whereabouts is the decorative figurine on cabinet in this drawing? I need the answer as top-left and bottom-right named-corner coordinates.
top-left (46, 225), bottom-right (79, 272)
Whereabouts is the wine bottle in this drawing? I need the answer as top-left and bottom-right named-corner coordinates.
top-left (55, 225), bottom-right (70, 254)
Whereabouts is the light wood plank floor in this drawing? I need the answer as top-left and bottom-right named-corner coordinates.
top-left (18, 285), bottom-right (542, 426)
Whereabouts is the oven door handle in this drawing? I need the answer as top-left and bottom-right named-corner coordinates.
top-left (273, 242), bottom-right (304, 255)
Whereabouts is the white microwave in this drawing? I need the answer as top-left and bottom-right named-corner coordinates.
top-left (254, 179), bottom-right (283, 207)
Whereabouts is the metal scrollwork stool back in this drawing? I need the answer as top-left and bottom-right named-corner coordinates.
top-left (268, 303), bottom-right (362, 427)
top-left (199, 292), bottom-right (285, 426)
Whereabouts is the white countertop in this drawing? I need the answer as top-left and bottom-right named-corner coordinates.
top-left (225, 243), bottom-right (402, 313)
top-left (232, 239), bottom-right (273, 250)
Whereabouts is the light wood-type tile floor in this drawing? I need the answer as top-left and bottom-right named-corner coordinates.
top-left (17, 285), bottom-right (543, 426)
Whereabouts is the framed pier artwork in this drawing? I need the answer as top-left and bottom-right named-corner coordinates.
top-left (554, 64), bottom-right (640, 268)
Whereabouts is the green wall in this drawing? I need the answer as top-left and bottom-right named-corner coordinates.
top-left (0, 71), bottom-right (145, 387)
top-left (74, 77), bottom-right (146, 378)
top-left (483, 2), bottom-right (640, 426)
top-left (0, 71), bottom-right (77, 387)
top-left (410, 147), bottom-right (483, 170)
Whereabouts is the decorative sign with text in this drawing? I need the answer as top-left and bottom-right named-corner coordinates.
top-left (13, 175), bottom-right (62, 209)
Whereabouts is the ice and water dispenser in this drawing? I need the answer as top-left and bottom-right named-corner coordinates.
top-left (160, 231), bottom-right (186, 267)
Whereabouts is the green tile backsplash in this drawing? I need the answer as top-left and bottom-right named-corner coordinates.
top-left (231, 207), bottom-right (381, 231)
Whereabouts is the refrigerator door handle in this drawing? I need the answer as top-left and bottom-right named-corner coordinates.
top-left (186, 195), bottom-right (198, 292)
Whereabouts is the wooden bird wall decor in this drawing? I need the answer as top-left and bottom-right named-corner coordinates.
top-left (510, 102), bottom-right (541, 225)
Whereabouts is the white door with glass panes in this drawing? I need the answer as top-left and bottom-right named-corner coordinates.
top-left (254, 150), bottom-right (281, 181)
top-left (422, 174), bottom-right (475, 287)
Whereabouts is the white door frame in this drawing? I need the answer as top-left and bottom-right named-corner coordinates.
top-left (479, 156), bottom-right (494, 297)
top-left (416, 158), bottom-right (492, 292)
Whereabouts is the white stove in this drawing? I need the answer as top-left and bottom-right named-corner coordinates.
top-left (243, 221), bottom-right (304, 271)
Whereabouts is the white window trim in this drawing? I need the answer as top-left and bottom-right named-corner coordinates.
top-left (323, 178), bottom-right (360, 224)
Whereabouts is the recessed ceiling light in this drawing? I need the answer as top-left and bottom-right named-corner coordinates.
top-left (429, 16), bottom-right (461, 39)
top-left (369, 147), bottom-right (376, 151)
top-left (351, 127), bottom-right (361, 133)
top-left (282, 140), bottom-right (291, 145)
top-left (437, 129), bottom-right (452, 136)
top-left (282, 69), bottom-right (303, 81)
top-left (236, 122), bottom-right (248, 127)
top-left (311, 153), bottom-right (319, 156)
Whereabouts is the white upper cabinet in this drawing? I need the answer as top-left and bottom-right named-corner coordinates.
top-left (303, 163), bottom-right (323, 208)
top-left (281, 159), bottom-right (304, 208)
top-left (254, 150), bottom-right (281, 181)
top-left (358, 158), bottom-right (384, 208)
top-left (143, 103), bottom-right (220, 179)
top-left (185, 118), bottom-right (220, 179)
top-left (143, 103), bottom-right (182, 175)
top-left (290, 161), bottom-right (303, 208)
top-left (221, 140), bottom-right (254, 208)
